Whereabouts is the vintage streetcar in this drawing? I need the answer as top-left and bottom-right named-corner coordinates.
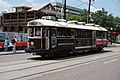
top-left (25, 16), bottom-right (108, 57)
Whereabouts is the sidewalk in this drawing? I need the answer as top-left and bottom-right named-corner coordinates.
top-left (107, 43), bottom-right (120, 47)
top-left (0, 50), bottom-right (25, 55)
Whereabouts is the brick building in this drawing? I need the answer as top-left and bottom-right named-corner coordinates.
top-left (2, 2), bottom-right (82, 33)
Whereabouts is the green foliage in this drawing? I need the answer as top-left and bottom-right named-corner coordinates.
top-left (66, 14), bottom-right (81, 21)
top-left (113, 17), bottom-right (120, 32)
top-left (65, 9), bottom-right (87, 22)
top-left (91, 8), bottom-right (115, 29)
top-left (56, 14), bottom-right (62, 19)
top-left (79, 9), bottom-right (87, 22)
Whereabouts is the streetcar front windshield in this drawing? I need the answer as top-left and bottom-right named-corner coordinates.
top-left (28, 27), bottom-right (42, 37)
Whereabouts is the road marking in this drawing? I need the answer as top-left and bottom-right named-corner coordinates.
top-left (104, 59), bottom-right (118, 64)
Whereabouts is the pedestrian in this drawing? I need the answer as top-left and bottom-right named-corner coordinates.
top-left (4, 38), bottom-right (9, 51)
top-left (11, 36), bottom-right (17, 53)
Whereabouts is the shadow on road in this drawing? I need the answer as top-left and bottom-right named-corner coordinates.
top-left (28, 49), bottom-right (112, 61)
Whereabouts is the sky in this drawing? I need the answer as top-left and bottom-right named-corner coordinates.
top-left (0, 0), bottom-right (120, 17)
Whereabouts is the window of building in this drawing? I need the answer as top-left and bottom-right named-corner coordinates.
top-left (4, 14), bottom-right (10, 19)
top-left (27, 12), bottom-right (34, 18)
top-left (19, 26), bottom-right (23, 31)
top-left (4, 26), bottom-right (7, 31)
top-left (16, 8), bottom-right (23, 12)
top-left (11, 26), bottom-right (14, 32)
top-left (19, 13), bottom-right (25, 19)
top-left (11, 13), bottom-right (17, 19)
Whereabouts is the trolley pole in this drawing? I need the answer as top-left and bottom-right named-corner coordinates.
top-left (87, 0), bottom-right (91, 23)
top-left (63, 0), bottom-right (66, 20)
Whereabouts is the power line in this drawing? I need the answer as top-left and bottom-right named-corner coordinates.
top-left (76, 1), bottom-right (87, 8)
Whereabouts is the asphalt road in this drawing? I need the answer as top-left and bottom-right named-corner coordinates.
top-left (31, 54), bottom-right (120, 80)
top-left (0, 44), bottom-right (120, 80)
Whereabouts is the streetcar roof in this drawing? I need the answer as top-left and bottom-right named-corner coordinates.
top-left (99, 27), bottom-right (108, 31)
top-left (27, 19), bottom-right (107, 31)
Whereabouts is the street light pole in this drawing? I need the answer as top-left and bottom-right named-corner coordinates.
top-left (110, 27), bottom-right (113, 44)
top-left (63, 0), bottom-right (66, 20)
top-left (87, 0), bottom-right (91, 23)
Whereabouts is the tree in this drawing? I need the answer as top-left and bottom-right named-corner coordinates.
top-left (66, 14), bottom-right (80, 21)
top-left (113, 17), bottom-right (120, 32)
top-left (91, 8), bottom-right (118, 30)
top-left (79, 9), bottom-right (87, 22)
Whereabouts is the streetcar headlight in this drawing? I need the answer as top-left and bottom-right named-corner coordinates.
top-left (31, 42), bottom-right (34, 46)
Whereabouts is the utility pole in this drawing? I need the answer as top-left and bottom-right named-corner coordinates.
top-left (87, 0), bottom-right (91, 23)
top-left (63, 0), bottom-right (66, 19)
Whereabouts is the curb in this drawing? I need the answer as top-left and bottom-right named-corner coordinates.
top-left (0, 51), bottom-right (25, 56)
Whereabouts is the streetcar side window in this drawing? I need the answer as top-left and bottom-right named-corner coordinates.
top-left (103, 32), bottom-right (107, 39)
top-left (28, 27), bottom-right (42, 37)
top-left (96, 31), bottom-right (102, 38)
top-left (75, 30), bottom-right (92, 38)
top-left (35, 27), bottom-right (41, 36)
top-left (76, 30), bottom-right (81, 38)
top-left (71, 29), bottom-right (75, 38)
top-left (28, 27), bottom-right (34, 37)
top-left (57, 28), bottom-right (71, 38)
top-left (97, 31), bottom-right (107, 39)
top-left (51, 29), bottom-right (56, 37)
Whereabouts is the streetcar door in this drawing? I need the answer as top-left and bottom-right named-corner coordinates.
top-left (43, 28), bottom-right (50, 49)
top-left (92, 31), bottom-right (96, 48)
top-left (51, 28), bottom-right (57, 48)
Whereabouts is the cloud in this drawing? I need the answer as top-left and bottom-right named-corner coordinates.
top-left (50, 0), bottom-right (56, 2)
top-left (0, 0), bottom-right (11, 9)
top-left (80, 0), bottom-right (100, 12)
top-left (80, 0), bottom-right (89, 3)
top-left (0, 0), bottom-right (12, 13)
top-left (25, 0), bottom-right (34, 3)
top-left (90, 6), bottom-right (102, 12)
top-left (80, 0), bottom-right (97, 3)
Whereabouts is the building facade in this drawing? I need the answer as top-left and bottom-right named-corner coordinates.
top-left (2, 6), bottom-right (41, 33)
top-left (0, 15), bottom-right (2, 31)
top-left (52, 2), bottom-right (82, 15)
top-left (2, 2), bottom-right (82, 33)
